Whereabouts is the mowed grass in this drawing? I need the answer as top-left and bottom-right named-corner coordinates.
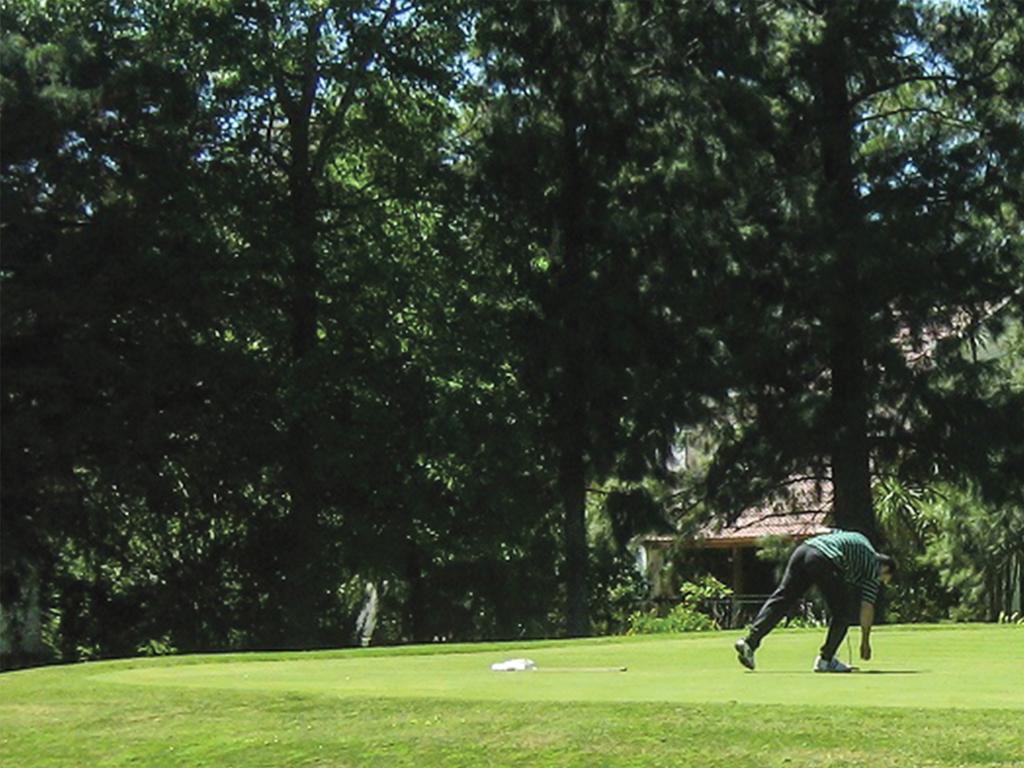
top-left (1, 624), bottom-right (1021, 767)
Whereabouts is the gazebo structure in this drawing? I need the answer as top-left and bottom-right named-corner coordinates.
top-left (634, 476), bottom-right (833, 624)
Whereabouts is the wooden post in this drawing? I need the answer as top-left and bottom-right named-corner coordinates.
top-left (731, 547), bottom-right (744, 628)
top-left (731, 547), bottom-right (744, 593)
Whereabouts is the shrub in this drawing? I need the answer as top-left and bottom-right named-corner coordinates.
top-left (136, 635), bottom-right (177, 657)
top-left (626, 575), bottom-right (732, 634)
top-left (627, 602), bottom-right (717, 634)
top-left (679, 574), bottom-right (733, 603)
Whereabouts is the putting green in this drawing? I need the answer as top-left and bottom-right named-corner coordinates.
top-left (94, 624), bottom-right (1022, 710)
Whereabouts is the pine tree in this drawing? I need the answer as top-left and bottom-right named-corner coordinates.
top-left (702, 0), bottom-right (1024, 542)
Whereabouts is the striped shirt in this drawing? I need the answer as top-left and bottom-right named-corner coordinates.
top-left (805, 530), bottom-right (882, 605)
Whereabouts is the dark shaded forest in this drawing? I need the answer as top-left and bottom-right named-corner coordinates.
top-left (2, 0), bottom-right (1022, 668)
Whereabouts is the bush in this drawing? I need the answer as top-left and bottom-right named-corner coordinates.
top-left (679, 574), bottom-right (733, 604)
top-left (626, 575), bottom-right (732, 634)
top-left (136, 635), bottom-right (177, 657)
top-left (627, 602), bottom-right (717, 634)
top-left (779, 613), bottom-right (825, 629)
top-left (588, 551), bottom-right (650, 635)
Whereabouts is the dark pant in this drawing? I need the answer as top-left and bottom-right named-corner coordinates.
top-left (746, 543), bottom-right (850, 660)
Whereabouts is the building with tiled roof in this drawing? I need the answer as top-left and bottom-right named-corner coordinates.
top-left (633, 476), bottom-right (834, 609)
top-left (693, 475), bottom-right (833, 548)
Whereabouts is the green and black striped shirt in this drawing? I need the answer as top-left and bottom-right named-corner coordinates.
top-left (805, 530), bottom-right (882, 605)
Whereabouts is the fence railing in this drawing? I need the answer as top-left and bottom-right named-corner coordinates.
top-left (702, 595), bottom-right (822, 630)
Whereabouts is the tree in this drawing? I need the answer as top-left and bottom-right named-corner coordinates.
top-left (2, 0), bottom-right (479, 659)
top-left (188, 0), bottom-right (470, 647)
top-left (470, 0), bottom-right (764, 633)
top-left (472, 0), bottom-right (648, 635)
top-left (1, 0), bottom-right (273, 661)
top-left (701, 0), bottom-right (1024, 543)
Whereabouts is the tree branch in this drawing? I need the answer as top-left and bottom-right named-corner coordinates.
top-left (260, 2), bottom-right (297, 125)
top-left (852, 73), bottom-right (960, 106)
top-left (851, 55), bottom-right (1014, 107)
top-left (298, 9), bottom-right (329, 124)
top-left (312, 0), bottom-right (400, 178)
top-left (855, 105), bottom-right (976, 131)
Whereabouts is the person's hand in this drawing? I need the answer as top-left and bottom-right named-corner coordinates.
top-left (860, 639), bottom-right (872, 661)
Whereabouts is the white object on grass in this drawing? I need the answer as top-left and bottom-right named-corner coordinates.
top-left (490, 658), bottom-right (537, 672)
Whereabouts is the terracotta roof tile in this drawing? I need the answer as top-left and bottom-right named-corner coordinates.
top-left (697, 476), bottom-right (832, 545)
top-left (640, 476), bottom-right (833, 550)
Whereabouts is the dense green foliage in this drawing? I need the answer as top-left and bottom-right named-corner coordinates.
top-left (2, 0), bottom-right (1022, 666)
top-left (626, 575), bottom-right (731, 633)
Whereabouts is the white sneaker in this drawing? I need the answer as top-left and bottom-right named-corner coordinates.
top-left (813, 655), bottom-right (852, 673)
top-left (735, 638), bottom-right (756, 670)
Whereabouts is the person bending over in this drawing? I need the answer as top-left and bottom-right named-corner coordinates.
top-left (734, 529), bottom-right (895, 672)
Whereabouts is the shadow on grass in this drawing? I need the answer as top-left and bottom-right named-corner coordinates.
top-left (750, 669), bottom-right (925, 675)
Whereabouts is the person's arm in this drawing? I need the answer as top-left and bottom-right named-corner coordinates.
top-left (860, 600), bottom-right (874, 660)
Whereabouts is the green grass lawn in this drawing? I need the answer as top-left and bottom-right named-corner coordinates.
top-left (2, 624), bottom-right (1021, 767)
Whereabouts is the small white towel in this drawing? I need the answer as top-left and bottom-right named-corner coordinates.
top-left (490, 658), bottom-right (537, 672)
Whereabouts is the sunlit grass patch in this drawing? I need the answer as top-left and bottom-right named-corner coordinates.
top-left (1, 624), bottom-right (1021, 767)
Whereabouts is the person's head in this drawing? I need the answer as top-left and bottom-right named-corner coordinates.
top-left (877, 553), bottom-right (896, 584)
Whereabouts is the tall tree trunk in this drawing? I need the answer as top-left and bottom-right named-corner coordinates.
top-left (260, 7), bottom-right (334, 648)
top-left (557, 101), bottom-right (590, 637)
top-left (284, 209), bottom-right (321, 646)
top-left (559, 408), bottom-right (589, 636)
top-left (279, 105), bottom-right (323, 648)
top-left (816, 7), bottom-right (877, 542)
top-left (404, 537), bottom-right (428, 642)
